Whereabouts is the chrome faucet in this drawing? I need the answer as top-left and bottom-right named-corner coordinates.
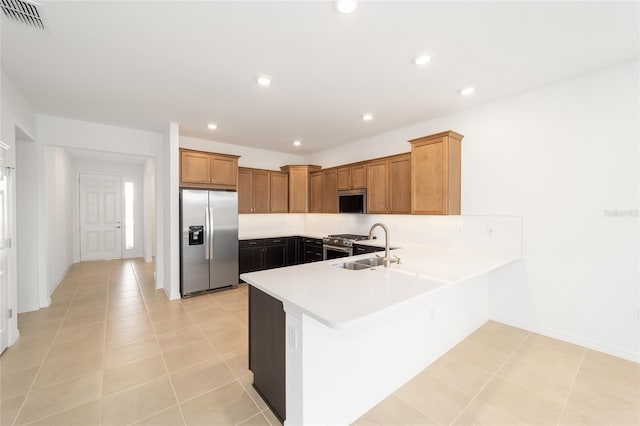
top-left (368, 222), bottom-right (394, 267)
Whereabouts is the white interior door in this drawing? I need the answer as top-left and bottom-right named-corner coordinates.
top-left (0, 145), bottom-right (10, 354)
top-left (79, 173), bottom-right (122, 261)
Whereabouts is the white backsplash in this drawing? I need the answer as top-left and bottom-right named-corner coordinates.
top-left (238, 214), bottom-right (306, 238)
top-left (240, 213), bottom-right (522, 255)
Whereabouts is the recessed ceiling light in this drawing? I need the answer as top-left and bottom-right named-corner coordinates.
top-left (362, 113), bottom-right (373, 121)
top-left (413, 55), bottom-right (431, 66)
top-left (256, 75), bottom-right (272, 86)
top-left (335, 0), bottom-right (357, 14)
top-left (459, 87), bottom-right (475, 96)
top-left (207, 123), bottom-right (218, 130)
top-left (293, 140), bottom-right (302, 147)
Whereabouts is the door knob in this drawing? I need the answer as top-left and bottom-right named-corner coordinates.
top-left (115, 226), bottom-right (121, 229)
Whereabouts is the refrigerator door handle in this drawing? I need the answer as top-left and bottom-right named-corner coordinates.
top-left (209, 206), bottom-right (215, 258)
top-left (204, 207), bottom-right (210, 260)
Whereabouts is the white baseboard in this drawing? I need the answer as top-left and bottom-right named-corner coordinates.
top-left (491, 315), bottom-right (640, 363)
top-left (9, 329), bottom-right (20, 347)
top-left (18, 303), bottom-right (40, 314)
top-left (48, 264), bottom-right (71, 297)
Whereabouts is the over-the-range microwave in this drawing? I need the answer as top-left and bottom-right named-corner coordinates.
top-left (338, 189), bottom-right (366, 213)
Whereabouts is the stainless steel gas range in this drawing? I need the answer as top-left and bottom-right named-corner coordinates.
top-left (322, 234), bottom-right (369, 260)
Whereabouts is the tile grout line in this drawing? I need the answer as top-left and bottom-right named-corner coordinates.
top-left (98, 265), bottom-right (117, 425)
top-left (15, 265), bottom-right (112, 425)
top-left (209, 287), bottom-right (273, 422)
top-left (555, 347), bottom-right (587, 426)
top-left (131, 260), bottom-right (188, 426)
top-left (10, 274), bottom-right (83, 426)
top-left (180, 286), bottom-right (268, 425)
top-left (446, 330), bottom-right (531, 426)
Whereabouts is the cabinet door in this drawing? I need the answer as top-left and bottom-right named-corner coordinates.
top-left (270, 172), bottom-right (289, 213)
top-left (351, 165), bottom-right (366, 189)
top-left (287, 168), bottom-right (308, 213)
top-left (252, 171), bottom-right (271, 213)
top-left (286, 237), bottom-right (298, 266)
top-left (249, 286), bottom-right (286, 423)
top-left (388, 154), bottom-right (411, 213)
top-left (309, 172), bottom-right (323, 213)
top-left (239, 246), bottom-right (264, 274)
top-left (337, 167), bottom-right (351, 190)
top-left (264, 243), bottom-right (287, 270)
top-left (323, 169), bottom-right (338, 213)
top-left (366, 160), bottom-right (388, 213)
top-left (210, 155), bottom-right (237, 187)
top-left (412, 139), bottom-right (445, 214)
top-left (238, 169), bottom-right (253, 213)
top-left (180, 151), bottom-right (211, 185)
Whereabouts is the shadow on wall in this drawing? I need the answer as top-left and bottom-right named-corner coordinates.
top-left (488, 259), bottom-right (537, 330)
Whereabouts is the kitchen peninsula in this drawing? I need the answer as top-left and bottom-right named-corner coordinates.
top-left (241, 241), bottom-right (521, 425)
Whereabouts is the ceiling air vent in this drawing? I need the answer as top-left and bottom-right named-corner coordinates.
top-left (1, 0), bottom-right (44, 30)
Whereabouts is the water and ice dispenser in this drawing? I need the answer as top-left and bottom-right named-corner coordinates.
top-left (188, 225), bottom-right (204, 245)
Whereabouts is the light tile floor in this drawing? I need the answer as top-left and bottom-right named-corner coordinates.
top-left (1, 259), bottom-right (638, 425)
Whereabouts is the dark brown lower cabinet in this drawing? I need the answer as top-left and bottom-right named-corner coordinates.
top-left (249, 286), bottom-right (286, 424)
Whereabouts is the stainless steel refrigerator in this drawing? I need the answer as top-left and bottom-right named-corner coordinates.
top-left (180, 189), bottom-right (238, 297)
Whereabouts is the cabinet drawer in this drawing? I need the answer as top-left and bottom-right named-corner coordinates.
top-left (304, 246), bottom-right (323, 263)
top-left (303, 238), bottom-right (322, 247)
top-left (240, 239), bottom-right (266, 248)
top-left (265, 238), bottom-right (286, 246)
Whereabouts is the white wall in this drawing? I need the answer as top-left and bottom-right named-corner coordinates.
top-left (45, 146), bottom-right (74, 296)
top-left (1, 71), bottom-right (38, 344)
top-left (180, 136), bottom-right (305, 170)
top-left (306, 61), bottom-right (640, 361)
top-left (163, 123), bottom-right (180, 300)
top-left (36, 114), bottom-right (166, 296)
top-left (37, 115), bottom-right (162, 158)
top-left (16, 139), bottom-right (39, 313)
top-left (72, 159), bottom-right (145, 261)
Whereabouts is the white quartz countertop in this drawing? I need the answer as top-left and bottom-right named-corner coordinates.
top-left (239, 232), bottom-right (325, 240)
top-left (240, 245), bottom-right (521, 329)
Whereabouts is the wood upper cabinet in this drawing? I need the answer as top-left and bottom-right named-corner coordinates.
top-left (388, 154), bottom-right (411, 213)
top-left (309, 171), bottom-right (324, 213)
top-left (238, 169), bottom-right (253, 213)
top-left (280, 165), bottom-right (321, 213)
top-left (238, 167), bottom-right (289, 213)
top-left (270, 172), bottom-right (289, 213)
top-left (309, 169), bottom-right (338, 213)
top-left (366, 154), bottom-right (411, 214)
top-left (337, 164), bottom-right (366, 190)
top-left (180, 150), bottom-right (211, 185)
top-left (409, 131), bottom-right (463, 215)
top-left (322, 169), bottom-right (338, 213)
top-left (179, 148), bottom-right (239, 190)
top-left (253, 170), bottom-right (271, 213)
top-left (366, 160), bottom-right (388, 214)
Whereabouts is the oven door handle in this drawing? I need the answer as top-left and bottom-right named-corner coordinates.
top-left (323, 244), bottom-right (353, 260)
top-left (323, 245), bottom-right (352, 253)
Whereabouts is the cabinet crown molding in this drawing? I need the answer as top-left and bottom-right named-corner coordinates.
top-left (409, 130), bottom-right (464, 145)
top-left (179, 147), bottom-right (241, 159)
top-left (280, 164), bottom-right (322, 172)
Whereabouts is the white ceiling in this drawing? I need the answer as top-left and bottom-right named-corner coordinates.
top-left (2, 1), bottom-right (638, 155)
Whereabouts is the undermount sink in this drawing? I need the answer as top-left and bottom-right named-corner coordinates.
top-left (335, 256), bottom-right (386, 270)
